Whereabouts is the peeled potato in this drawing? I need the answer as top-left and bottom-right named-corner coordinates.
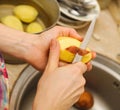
top-left (26, 22), bottom-right (43, 33)
top-left (75, 91), bottom-right (94, 109)
top-left (81, 48), bottom-right (92, 63)
top-left (57, 37), bottom-right (92, 63)
top-left (13, 5), bottom-right (38, 23)
top-left (1, 15), bottom-right (23, 31)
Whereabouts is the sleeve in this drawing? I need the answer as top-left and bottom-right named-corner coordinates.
top-left (0, 53), bottom-right (9, 110)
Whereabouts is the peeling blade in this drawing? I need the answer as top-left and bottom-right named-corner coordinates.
top-left (72, 17), bottom-right (97, 63)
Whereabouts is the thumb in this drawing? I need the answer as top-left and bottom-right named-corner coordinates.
top-left (45, 39), bottom-right (60, 73)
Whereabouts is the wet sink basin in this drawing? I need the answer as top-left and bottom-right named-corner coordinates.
top-left (10, 54), bottom-right (120, 110)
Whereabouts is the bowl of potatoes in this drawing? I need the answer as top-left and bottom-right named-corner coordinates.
top-left (0, 0), bottom-right (60, 63)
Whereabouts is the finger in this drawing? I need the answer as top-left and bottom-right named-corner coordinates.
top-left (86, 62), bottom-right (92, 71)
top-left (71, 62), bottom-right (87, 75)
top-left (58, 61), bottom-right (68, 67)
top-left (57, 26), bottom-right (83, 41)
top-left (68, 28), bottom-right (83, 41)
top-left (91, 51), bottom-right (96, 59)
top-left (45, 39), bottom-right (60, 72)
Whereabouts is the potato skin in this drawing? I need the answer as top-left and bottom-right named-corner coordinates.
top-left (75, 91), bottom-right (94, 110)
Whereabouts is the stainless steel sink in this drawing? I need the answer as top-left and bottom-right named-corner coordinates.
top-left (10, 53), bottom-right (120, 110)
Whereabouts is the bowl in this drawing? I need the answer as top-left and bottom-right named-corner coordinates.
top-left (59, 0), bottom-right (100, 21)
top-left (57, 12), bottom-right (89, 29)
top-left (0, 0), bottom-right (60, 64)
top-left (10, 53), bottom-right (120, 110)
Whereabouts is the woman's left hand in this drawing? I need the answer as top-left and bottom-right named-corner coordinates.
top-left (24, 26), bottom-right (96, 71)
top-left (24, 26), bottom-right (84, 70)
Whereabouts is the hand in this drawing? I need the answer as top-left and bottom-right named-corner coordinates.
top-left (24, 26), bottom-right (83, 71)
top-left (33, 39), bottom-right (87, 110)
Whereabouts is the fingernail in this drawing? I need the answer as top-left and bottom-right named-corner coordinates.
top-left (50, 39), bottom-right (57, 50)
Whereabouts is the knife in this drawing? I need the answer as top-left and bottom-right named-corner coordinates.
top-left (72, 17), bottom-right (97, 63)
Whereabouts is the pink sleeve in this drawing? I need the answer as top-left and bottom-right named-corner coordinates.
top-left (0, 53), bottom-right (9, 110)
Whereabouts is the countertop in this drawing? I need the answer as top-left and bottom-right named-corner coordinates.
top-left (6, 9), bottom-right (120, 93)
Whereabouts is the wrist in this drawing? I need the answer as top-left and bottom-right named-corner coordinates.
top-left (23, 34), bottom-right (47, 70)
top-left (21, 34), bottom-right (41, 60)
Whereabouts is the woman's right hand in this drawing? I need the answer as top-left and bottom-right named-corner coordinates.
top-left (33, 39), bottom-right (87, 110)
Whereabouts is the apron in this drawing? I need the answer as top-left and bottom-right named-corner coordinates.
top-left (0, 53), bottom-right (9, 110)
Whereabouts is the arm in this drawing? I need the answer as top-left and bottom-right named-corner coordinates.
top-left (0, 23), bottom-right (38, 59)
top-left (0, 24), bottom-right (95, 71)
top-left (0, 24), bottom-right (46, 70)
top-left (0, 24), bottom-right (84, 70)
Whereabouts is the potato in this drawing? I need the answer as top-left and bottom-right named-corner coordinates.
top-left (1, 15), bottom-right (23, 31)
top-left (13, 5), bottom-right (38, 23)
top-left (26, 22), bottom-right (43, 33)
top-left (57, 37), bottom-right (92, 63)
top-left (75, 91), bottom-right (94, 109)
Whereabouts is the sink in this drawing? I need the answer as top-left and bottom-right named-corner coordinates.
top-left (10, 53), bottom-right (120, 110)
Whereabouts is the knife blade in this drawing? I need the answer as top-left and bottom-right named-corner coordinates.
top-left (72, 17), bottom-right (97, 63)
